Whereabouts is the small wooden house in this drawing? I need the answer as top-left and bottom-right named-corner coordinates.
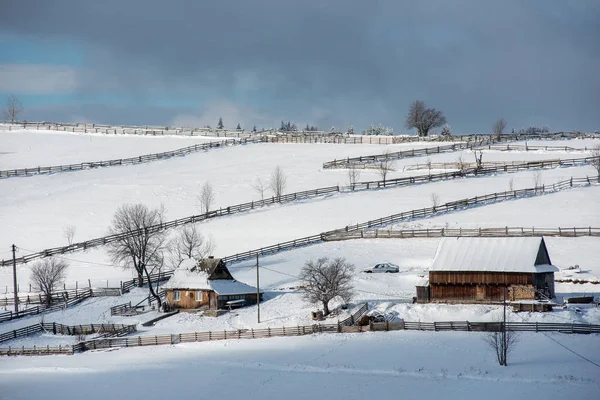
top-left (163, 257), bottom-right (261, 310)
top-left (416, 237), bottom-right (558, 303)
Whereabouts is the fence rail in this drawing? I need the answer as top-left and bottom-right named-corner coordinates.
top-left (3, 150), bottom-right (596, 268)
top-left (322, 138), bottom-right (599, 169)
top-left (222, 175), bottom-right (598, 265)
top-left (323, 226), bottom-right (600, 241)
top-left (0, 137), bottom-right (263, 178)
top-left (0, 321), bottom-right (136, 344)
top-left (1, 320), bottom-right (597, 356)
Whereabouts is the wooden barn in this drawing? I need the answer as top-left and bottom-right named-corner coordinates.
top-left (416, 237), bottom-right (558, 303)
top-left (163, 257), bottom-right (261, 311)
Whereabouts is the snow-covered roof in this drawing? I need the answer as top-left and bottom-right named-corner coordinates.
top-left (162, 268), bottom-right (211, 290)
top-left (162, 260), bottom-right (259, 295)
top-left (430, 237), bottom-right (558, 273)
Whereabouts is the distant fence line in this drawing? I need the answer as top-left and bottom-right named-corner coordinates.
top-left (0, 137), bottom-right (263, 178)
top-left (322, 135), bottom-right (600, 169)
top-left (1, 320), bottom-right (597, 356)
top-left (4, 121), bottom-right (596, 142)
top-left (487, 143), bottom-right (592, 152)
top-left (323, 227), bottom-right (600, 241)
top-left (2, 167), bottom-right (596, 269)
top-left (221, 176), bottom-right (598, 266)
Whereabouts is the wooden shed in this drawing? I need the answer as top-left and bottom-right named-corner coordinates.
top-left (417, 237), bottom-right (558, 303)
top-left (163, 257), bottom-right (261, 311)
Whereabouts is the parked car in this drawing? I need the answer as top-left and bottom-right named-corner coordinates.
top-left (363, 263), bottom-right (400, 273)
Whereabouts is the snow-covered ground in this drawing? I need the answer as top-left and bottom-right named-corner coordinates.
top-left (1, 330), bottom-right (598, 400)
top-left (0, 129), bottom-right (598, 387)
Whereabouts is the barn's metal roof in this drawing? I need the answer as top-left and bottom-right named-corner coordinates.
top-left (430, 237), bottom-right (558, 273)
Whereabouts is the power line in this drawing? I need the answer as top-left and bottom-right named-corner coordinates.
top-left (513, 311), bottom-right (600, 369)
top-left (18, 248), bottom-right (115, 267)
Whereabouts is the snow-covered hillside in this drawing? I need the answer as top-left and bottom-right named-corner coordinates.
top-left (0, 129), bottom-right (598, 400)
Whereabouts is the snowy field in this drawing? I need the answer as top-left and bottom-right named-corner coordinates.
top-left (0, 130), bottom-right (598, 292)
top-left (1, 331), bottom-right (599, 400)
top-left (0, 129), bottom-right (598, 396)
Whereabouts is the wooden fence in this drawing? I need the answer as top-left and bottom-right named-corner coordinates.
top-left (338, 303), bottom-right (369, 327)
top-left (0, 137), bottom-right (263, 178)
top-left (323, 227), bottom-right (600, 241)
top-left (322, 140), bottom-right (599, 170)
top-left (487, 144), bottom-right (591, 152)
top-left (1, 320), bottom-right (597, 356)
top-left (2, 150), bottom-right (596, 269)
top-left (5, 121), bottom-right (595, 142)
top-left (0, 322), bottom-right (136, 344)
top-left (222, 175), bottom-right (598, 265)
top-left (323, 142), bottom-right (482, 169)
top-left (0, 287), bottom-right (128, 324)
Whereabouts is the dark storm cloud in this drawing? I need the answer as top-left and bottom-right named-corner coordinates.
top-left (2, 0), bottom-right (599, 131)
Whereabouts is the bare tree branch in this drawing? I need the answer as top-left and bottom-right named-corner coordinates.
top-left (299, 257), bottom-right (355, 316)
top-left (3, 95), bottom-right (23, 123)
top-left (270, 165), bottom-right (287, 199)
top-left (167, 224), bottom-right (215, 269)
top-left (377, 152), bottom-right (395, 183)
top-left (30, 258), bottom-right (68, 306)
top-left (251, 177), bottom-right (268, 200)
top-left (430, 192), bottom-right (440, 210)
top-left (106, 203), bottom-right (167, 307)
top-left (198, 182), bottom-right (215, 214)
top-left (405, 100), bottom-right (447, 137)
top-left (533, 171), bottom-right (543, 194)
top-left (590, 145), bottom-right (600, 183)
top-left (482, 320), bottom-right (519, 366)
top-left (347, 165), bottom-right (361, 189)
top-left (63, 225), bottom-right (77, 246)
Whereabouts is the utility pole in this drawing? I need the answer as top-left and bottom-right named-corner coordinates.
top-left (256, 254), bottom-right (260, 324)
top-left (502, 285), bottom-right (507, 366)
top-left (12, 245), bottom-right (18, 313)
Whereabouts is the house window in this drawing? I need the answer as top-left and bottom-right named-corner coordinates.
top-left (174, 290), bottom-right (181, 301)
top-left (195, 291), bottom-right (202, 301)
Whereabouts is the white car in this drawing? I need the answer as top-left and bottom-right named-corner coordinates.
top-left (363, 263), bottom-right (400, 273)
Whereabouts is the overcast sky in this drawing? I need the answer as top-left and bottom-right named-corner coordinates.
top-left (1, 0), bottom-right (599, 133)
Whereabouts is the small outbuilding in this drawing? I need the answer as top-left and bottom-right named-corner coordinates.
top-left (416, 237), bottom-right (558, 303)
top-left (163, 257), bottom-right (261, 311)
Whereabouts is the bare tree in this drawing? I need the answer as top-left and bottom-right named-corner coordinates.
top-left (430, 192), bottom-right (440, 210)
top-left (493, 118), bottom-right (507, 140)
top-left (405, 100), bottom-right (447, 137)
top-left (251, 177), bottom-right (268, 200)
top-left (30, 258), bottom-right (68, 306)
top-left (299, 257), bottom-right (355, 316)
top-left (106, 204), bottom-right (166, 307)
top-left (508, 177), bottom-right (514, 192)
top-left (167, 225), bottom-right (215, 268)
top-left (3, 95), bottom-right (23, 123)
top-left (270, 165), bottom-right (287, 199)
top-left (473, 150), bottom-right (484, 171)
top-left (377, 153), bottom-right (395, 182)
top-left (347, 165), bottom-right (361, 188)
top-left (198, 182), bottom-right (215, 214)
top-left (533, 171), bottom-right (543, 193)
top-left (63, 225), bottom-right (77, 245)
top-left (456, 155), bottom-right (468, 175)
top-left (483, 318), bottom-right (519, 366)
top-left (590, 145), bottom-right (600, 183)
